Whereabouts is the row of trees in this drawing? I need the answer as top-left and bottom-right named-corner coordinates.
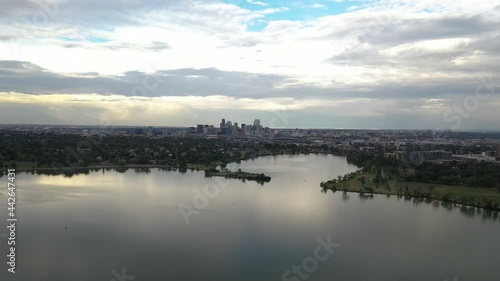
top-left (410, 161), bottom-right (500, 188)
top-left (0, 131), bottom-right (338, 170)
top-left (344, 149), bottom-right (500, 189)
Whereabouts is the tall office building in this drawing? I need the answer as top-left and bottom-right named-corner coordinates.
top-left (208, 125), bottom-right (215, 135)
top-left (254, 119), bottom-right (260, 127)
top-left (226, 121), bottom-right (232, 135)
top-left (233, 122), bottom-right (239, 136)
top-left (496, 144), bottom-right (500, 161)
top-left (196, 124), bottom-right (204, 134)
top-left (220, 118), bottom-right (226, 129)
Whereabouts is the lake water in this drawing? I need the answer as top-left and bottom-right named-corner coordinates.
top-left (1, 154), bottom-right (499, 281)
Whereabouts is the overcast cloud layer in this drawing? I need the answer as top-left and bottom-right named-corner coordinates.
top-left (0, 0), bottom-right (499, 129)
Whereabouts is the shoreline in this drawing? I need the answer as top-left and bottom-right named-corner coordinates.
top-left (0, 161), bottom-right (274, 184)
top-left (205, 170), bottom-right (271, 183)
top-left (0, 163), bottom-right (213, 173)
top-left (0, 151), bottom-right (345, 173)
top-left (321, 171), bottom-right (500, 211)
top-left (3, 154), bottom-right (499, 211)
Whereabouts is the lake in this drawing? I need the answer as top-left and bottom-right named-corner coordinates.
top-left (1, 154), bottom-right (499, 281)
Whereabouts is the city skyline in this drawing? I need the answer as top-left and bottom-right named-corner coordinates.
top-left (1, 2), bottom-right (500, 280)
top-left (195, 118), bottom-right (268, 136)
top-left (0, 0), bottom-right (499, 129)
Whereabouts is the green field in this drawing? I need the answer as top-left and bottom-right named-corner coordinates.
top-left (323, 171), bottom-right (500, 210)
top-left (1, 161), bottom-right (37, 170)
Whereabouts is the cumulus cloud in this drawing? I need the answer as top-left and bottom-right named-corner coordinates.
top-left (247, 0), bottom-right (268, 6)
top-left (311, 4), bottom-right (327, 9)
top-left (0, 0), bottom-right (499, 129)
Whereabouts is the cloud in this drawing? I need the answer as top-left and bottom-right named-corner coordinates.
top-left (1, 60), bottom-right (498, 105)
top-left (0, 0), bottom-right (499, 129)
top-left (311, 4), bottom-right (327, 9)
top-left (61, 41), bottom-right (170, 52)
top-left (360, 14), bottom-right (500, 47)
top-left (1, 90), bottom-right (498, 129)
top-left (247, 0), bottom-right (268, 6)
top-left (0, 60), bottom-right (287, 98)
top-left (146, 41), bottom-right (170, 51)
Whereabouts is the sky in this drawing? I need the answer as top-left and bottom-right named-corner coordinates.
top-left (0, 0), bottom-right (499, 129)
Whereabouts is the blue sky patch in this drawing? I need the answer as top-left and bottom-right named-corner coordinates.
top-left (225, 0), bottom-right (366, 31)
top-left (57, 36), bottom-right (109, 43)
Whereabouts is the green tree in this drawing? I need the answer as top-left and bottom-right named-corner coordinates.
top-left (358, 176), bottom-right (366, 185)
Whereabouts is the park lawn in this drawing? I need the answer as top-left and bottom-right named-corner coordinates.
top-left (329, 171), bottom-right (500, 203)
top-left (1, 161), bottom-right (218, 172)
top-left (390, 181), bottom-right (500, 200)
top-left (2, 161), bottom-right (37, 170)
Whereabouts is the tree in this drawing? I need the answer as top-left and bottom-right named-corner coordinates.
top-left (364, 186), bottom-right (374, 195)
top-left (358, 176), bottom-right (366, 185)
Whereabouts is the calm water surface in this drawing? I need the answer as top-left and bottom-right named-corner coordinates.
top-left (1, 154), bottom-right (499, 281)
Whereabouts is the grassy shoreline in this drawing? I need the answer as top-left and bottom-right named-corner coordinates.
top-left (0, 162), bottom-right (214, 172)
top-left (0, 151), bottom-right (339, 173)
top-left (205, 170), bottom-right (271, 184)
top-left (321, 171), bottom-right (500, 211)
top-left (0, 161), bottom-right (273, 184)
top-left (3, 156), bottom-right (499, 210)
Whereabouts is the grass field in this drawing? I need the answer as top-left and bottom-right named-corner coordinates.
top-left (323, 171), bottom-right (500, 210)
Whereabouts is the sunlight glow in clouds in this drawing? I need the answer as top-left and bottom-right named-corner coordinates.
top-left (0, 0), bottom-right (499, 129)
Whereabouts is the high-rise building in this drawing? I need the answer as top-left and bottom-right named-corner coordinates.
top-left (254, 119), bottom-right (260, 127)
top-left (496, 144), bottom-right (500, 161)
top-left (232, 122), bottom-right (239, 136)
top-left (226, 121), bottom-right (232, 134)
top-left (196, 124), bottom-right (204, 134)
top-left (220, 118), bottom-right (226, 129)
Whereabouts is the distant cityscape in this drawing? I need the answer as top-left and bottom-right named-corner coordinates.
top-left (114, 118), bottom-right (273, 139)
top-left (194, 118), bottom-right (269, 139)
top-left (0, 121), bottom-right (499, 165)
top-left (0, 118), bottom-right (275, 139)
